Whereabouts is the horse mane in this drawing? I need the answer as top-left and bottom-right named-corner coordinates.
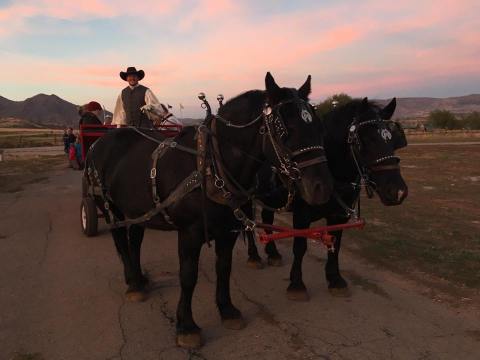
top-left (323, 99), bottom-right (381, 145)
top-left (218, 90), bottom-right (266, 121)
top-left (333, 99), bottom-right (381, 119)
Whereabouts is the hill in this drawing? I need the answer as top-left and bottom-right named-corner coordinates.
top-left (0, 94), bottom-right (112, 128)
top-left (374, 94), bottom-right (480, 120)
top-left (1, 93), bottom-right (479, 128)
top-left (0, 94), bottom-right (80, 128)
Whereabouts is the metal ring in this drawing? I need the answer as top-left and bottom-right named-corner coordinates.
top-left (150, 168), bottom-right (157, 179)
top-left (214, 178), bottom-right (225, 189)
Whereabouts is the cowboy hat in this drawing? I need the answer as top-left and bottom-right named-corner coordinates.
top-left (120, 66), bottom-right (145, 81)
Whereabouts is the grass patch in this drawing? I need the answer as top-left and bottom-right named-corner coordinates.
top-left (407, 132), bottom-right (480, 143)
top-left (0, 129), bottom-right (64, 148)
top-left (0, 155), bottom-right (65, 193)
top-left (344, 145), bottom-right (480, 289)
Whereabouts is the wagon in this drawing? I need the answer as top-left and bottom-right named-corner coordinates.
top-left (80, 123), bottom-right (182, 236)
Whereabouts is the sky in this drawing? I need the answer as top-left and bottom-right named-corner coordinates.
top-left (1, 0), bottom-right (479, 117)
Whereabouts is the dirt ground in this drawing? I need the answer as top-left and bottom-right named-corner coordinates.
top-left (1, 159), bottom-right (480, 360)
top-left (343, 144), bottom-right (480, 293)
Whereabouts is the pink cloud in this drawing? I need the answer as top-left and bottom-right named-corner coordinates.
top-left (178, 0), bottom-right (241, 31)
top-left (0, 0), bottom-right (182, 38)
top-left (1, 0), bottom-right (479, 116)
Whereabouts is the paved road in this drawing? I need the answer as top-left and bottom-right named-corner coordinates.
top-left (1, 167), bottom-right (479, 360)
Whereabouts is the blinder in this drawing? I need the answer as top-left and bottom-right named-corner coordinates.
top-left (387, 121), bottom-right (407, 150)
top-left (263, 98), bottom-right (327, 181)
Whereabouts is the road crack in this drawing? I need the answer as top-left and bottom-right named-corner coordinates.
top-left (106, 278), bottom-right (128, 360)
top-left (230, 274), bottom-right (331, 359)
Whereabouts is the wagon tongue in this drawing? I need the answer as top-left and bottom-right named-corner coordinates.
top-left (256, 220), bottom-right (365, 252)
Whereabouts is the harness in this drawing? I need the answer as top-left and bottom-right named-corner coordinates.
top-left (85, 94), bottom-right (328, 234)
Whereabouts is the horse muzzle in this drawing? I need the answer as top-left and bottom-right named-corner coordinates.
top-left (378, 185), bottom-right (408, 206)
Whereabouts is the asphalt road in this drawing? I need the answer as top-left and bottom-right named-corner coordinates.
top-left (1, 165), bottom-right (479, 360)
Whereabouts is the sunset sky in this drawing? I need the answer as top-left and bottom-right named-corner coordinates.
top-left (1, 0), bottom-right (479, 117)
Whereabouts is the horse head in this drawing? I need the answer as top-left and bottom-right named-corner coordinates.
top-left (263, 72), bottom-right (333, 206)
top-left (348, 97), bottom-right (408, 205)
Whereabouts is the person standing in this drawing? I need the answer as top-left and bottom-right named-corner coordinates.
top-left (112, 66), bottom-right (164, 128)
top-left (62, 129), bottom-right (69, 154)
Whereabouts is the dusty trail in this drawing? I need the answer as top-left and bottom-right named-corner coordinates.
top-left (1, 167), bottom-right (479, 360)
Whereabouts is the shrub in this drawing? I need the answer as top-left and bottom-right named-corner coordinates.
top-left (462, 111), bottom-right (480, 130)
top-left (427, 110), bottom-right (459, 129)
top-left (315, 93), bottom-right (353, 117)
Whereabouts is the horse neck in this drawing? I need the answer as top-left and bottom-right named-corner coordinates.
top-left (215, 98), bottom-right (265, 189)
top-left (324, 111), bottom-right (359, 183)
top-left (215, 120), bottom-right (264, 189)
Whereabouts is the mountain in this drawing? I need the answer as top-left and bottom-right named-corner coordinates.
top-left (0, 94), bottom-right (112, 128)
top-left (1, 93), bottom-right (480, 128)
top-left (374, 94), bottom-right (480, 120)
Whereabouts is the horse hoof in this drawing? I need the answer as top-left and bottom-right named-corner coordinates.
top-left (287, 289), bottom-right (310, 302)
top-left (176, 332), bottom-right (203, 349)
top-left (222, 317), bottom-right (246, 330)
top-left (267, 257), bottom-right (283, 267)
top-left (125, 290), bottom-right (147, 302)
top-left (247, 259), bottom-right (264, 270)
top-left (328, 287), bottom-right (351, 298)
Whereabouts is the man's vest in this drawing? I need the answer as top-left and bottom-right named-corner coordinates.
top-left (121, 85), bottom-right (151, 127)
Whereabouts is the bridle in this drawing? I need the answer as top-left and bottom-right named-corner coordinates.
top-left (346, 115), bottom-right (402, 200)
top-left (215, 98), bottom-right (327, 176)
top-left (261, 98), bottom-right (328, 181)
top-left (211, 96), bottom-right (328, 213)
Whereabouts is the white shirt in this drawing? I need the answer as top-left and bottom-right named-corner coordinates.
top-left (112, 85), bottom-right (182, 126)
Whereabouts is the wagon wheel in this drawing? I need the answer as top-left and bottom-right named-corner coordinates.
top-left (82, 176), bottom-right (89, 197)
top-left (81, 197), bottom-right (98, 236)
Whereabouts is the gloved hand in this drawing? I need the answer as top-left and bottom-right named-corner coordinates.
top-left (141, 104), bottom-right (153, 112)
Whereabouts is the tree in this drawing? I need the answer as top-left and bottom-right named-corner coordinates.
top-left (315, 93), bottom-right (353, 117)
top-left (462, 111), bottom-right (480, 130)
top-left (427, 109), bottom-right (459, 130)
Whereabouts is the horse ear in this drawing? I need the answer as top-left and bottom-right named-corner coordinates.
top-left (359, 97), bottom-right (369, 111)
top-left (265, 72), bottom-right (281, 102)
top-left (298, 75), bottom-right (311, 100)
top-left (381, 97), bottom-right (396, 120)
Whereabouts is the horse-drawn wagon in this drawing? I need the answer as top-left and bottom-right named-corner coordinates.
top-left (79, 122), bottom-right (182, 236)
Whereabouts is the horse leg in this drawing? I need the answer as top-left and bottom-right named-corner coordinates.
top-left (216, 232), bottom-right (245, 329)
top-left (111, 226), bottom-right (144, 301)
top-left (286, 209), bottom-right (311, 301)
top-left (176, 226), bottom-right (203, 349)
top-left (126, 224), bottom-right (148, 302)
top-left (262, 208), bottom-right (283, 266)
top-left (325, 217), bottom-right (350, 296)
top-left (246, 231), bottom-right (264, 269)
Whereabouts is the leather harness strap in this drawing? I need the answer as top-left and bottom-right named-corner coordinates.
top-left (111, 171), bottom-right (201, 228)
top-left (369, 163), bottom-right (400, 172)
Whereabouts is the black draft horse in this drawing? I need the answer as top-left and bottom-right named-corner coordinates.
top-left (246, 98), bottom-right (408, 300)
top-left (84, 73), bottom-right (333, 348)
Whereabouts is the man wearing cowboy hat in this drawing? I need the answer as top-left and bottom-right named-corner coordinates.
top-left (112, 66), bottom-right (164, 128)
